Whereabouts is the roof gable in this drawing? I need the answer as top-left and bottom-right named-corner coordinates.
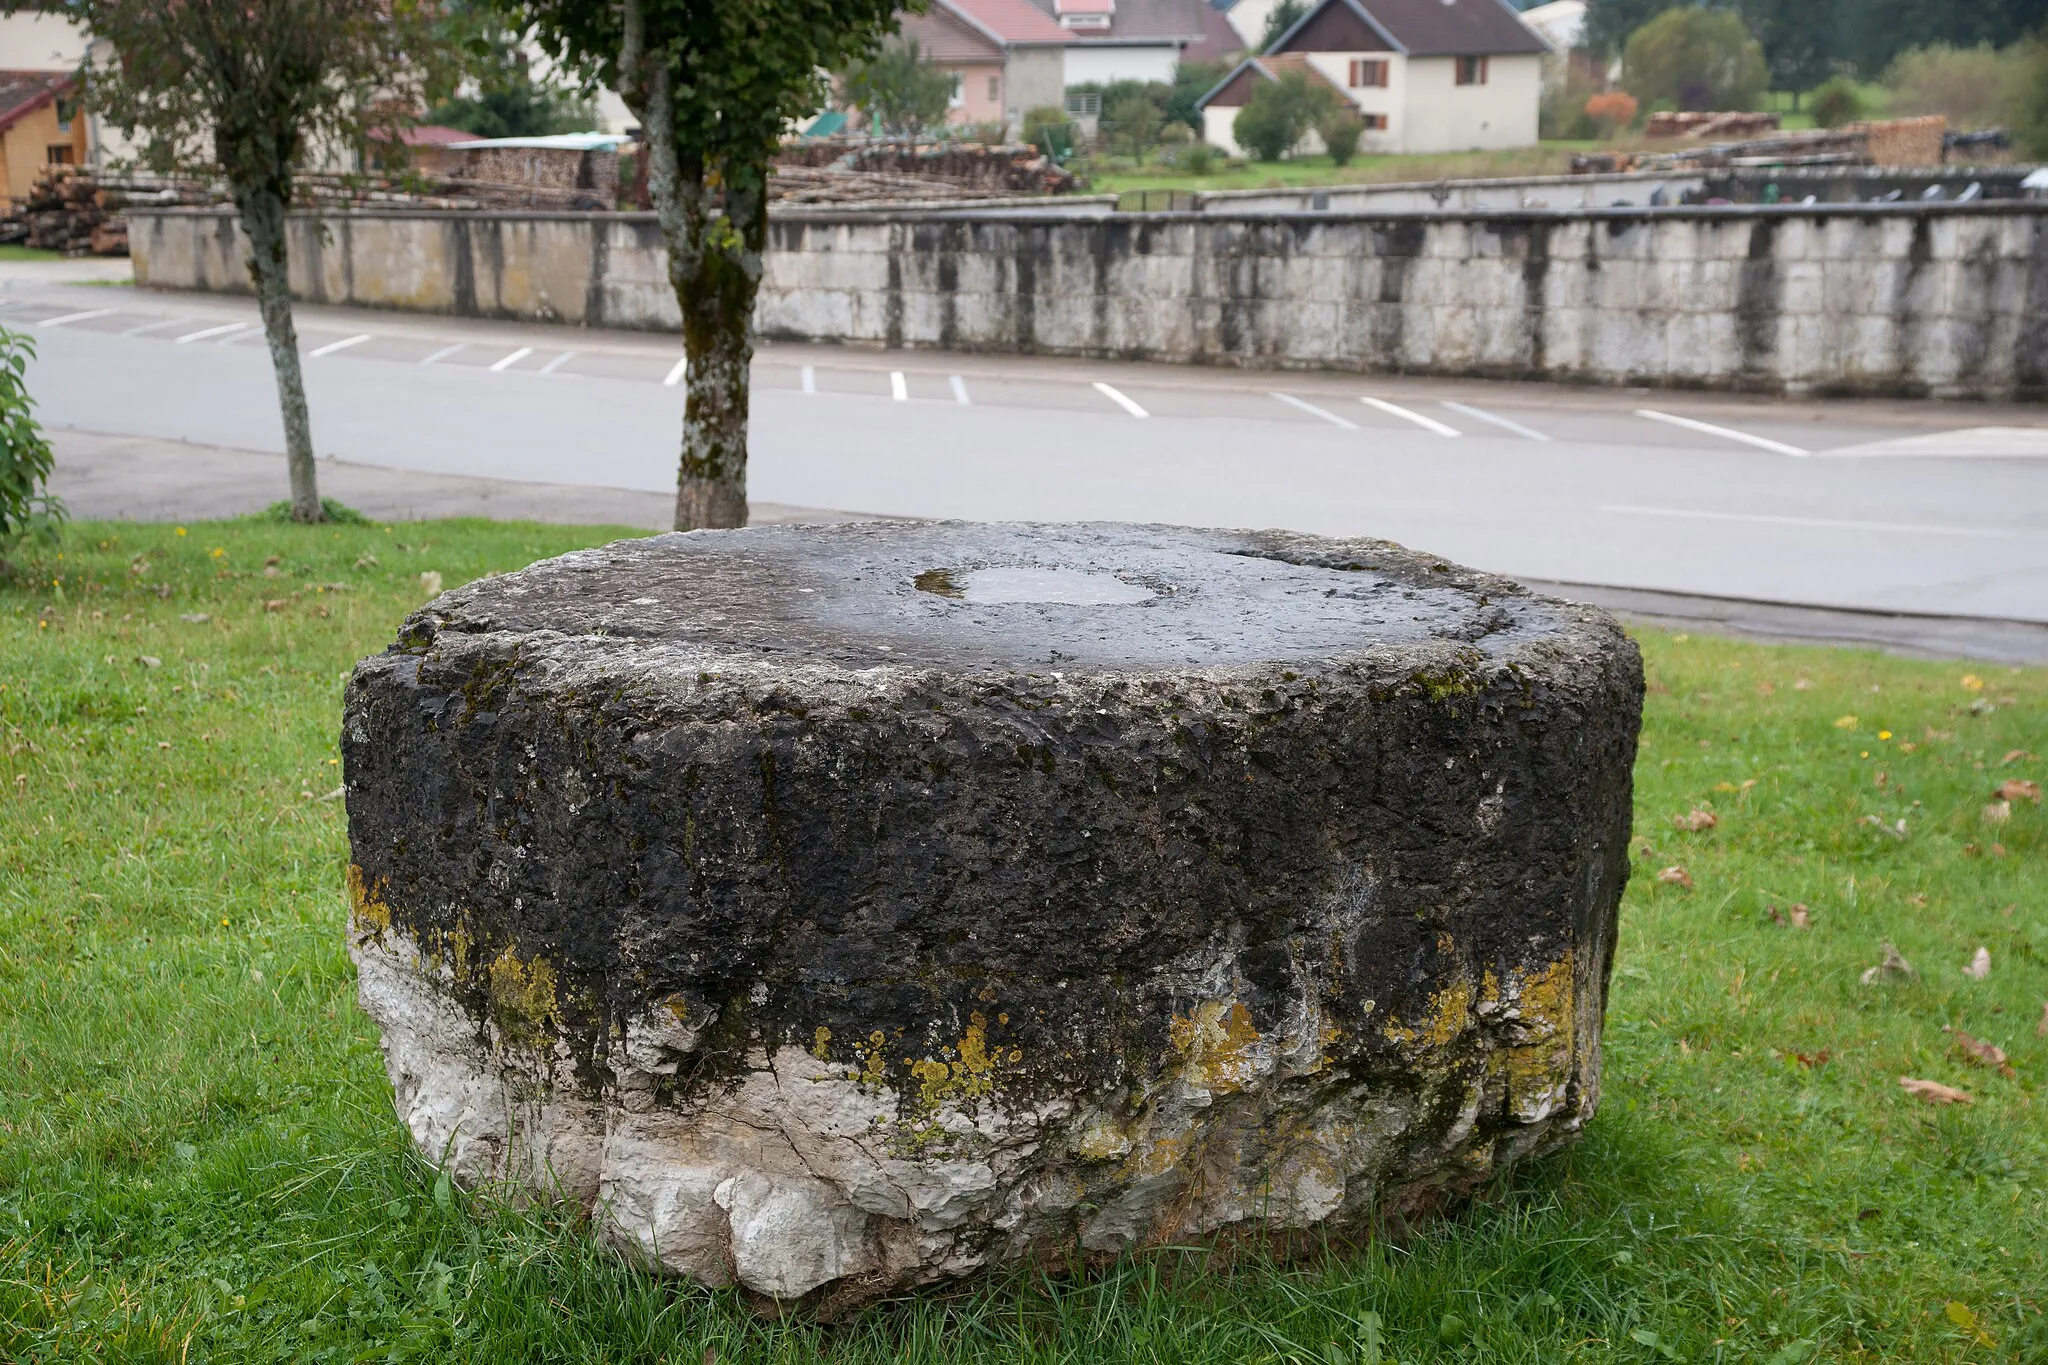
top-left (1273, 0), bottom-right (1546, 58)
top-left (1195, 51), bottom-right (1346, 108)
top-left (948, 0), bottom-right (1075, 43)
top-left (1272, 0), bottom-right (1396, 53)
top-left (0, 71), bottom-right (71, 135)
top-left (901, 5), bottom-right (1008, 61)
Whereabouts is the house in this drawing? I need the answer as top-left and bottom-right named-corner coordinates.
top-left (1022, 0), bottom-right (1218, 85)
top-left (0, 72), bottom-right (86, 207)
top-left (894, 0), bottom-right (1071, 137)
top-left (1196, 0), bottom-right (1548, 156)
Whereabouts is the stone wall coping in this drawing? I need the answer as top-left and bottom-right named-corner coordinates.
top-left (126, 199), bottom-right (2048, 227)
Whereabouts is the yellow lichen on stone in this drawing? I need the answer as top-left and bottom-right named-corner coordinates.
top-left (345, 864), bottom-right (391, 935)
top-left (1381, 976), bottom-right (1473, 1050)
top-left (1168, 998), bottom-right (1263, 1094)
top-left (909, 1011), bottom-right (1005, 1109)
top-left (1499, 956), bottom-right (1576, 1117)
top-left (811, 1025), bottom-right (832, 1060)
top-left (1121, 1128), bottom-right (1189, 1179)
top-left (485, 947), bottom-right (558, 1048)
top-left (857, 1030), bottom-right (889, 1087)
top-left (1076, 1118), bottom-right (1133, 1161)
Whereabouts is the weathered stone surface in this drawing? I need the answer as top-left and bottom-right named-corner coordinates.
top-left (343, 522), bottom-right (1643, 1308)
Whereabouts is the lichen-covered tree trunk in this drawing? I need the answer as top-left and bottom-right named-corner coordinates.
top-left (629, 3), bottom-right (764, 530)
top-left (235, 182), bottom-right (321, 522)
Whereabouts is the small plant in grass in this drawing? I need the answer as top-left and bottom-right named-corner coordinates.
top-left (258, 497), bottom-right (368, 524)
top-left (1810, 75), bottom-right (1868, 128)
top-left (0, 326), bottom-right (62, 577)
top-left (1176, 140), bottom-right (1220, 174)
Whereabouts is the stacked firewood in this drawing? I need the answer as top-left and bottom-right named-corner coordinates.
top-left (773, 137), bottom-right (1078, 202)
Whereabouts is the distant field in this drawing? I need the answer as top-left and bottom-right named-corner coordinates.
top-left (1087, 141), bottom-right (1603, 194)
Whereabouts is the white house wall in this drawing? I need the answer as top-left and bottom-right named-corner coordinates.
top-left (1399, 53), bottom-right (1540, 154)
top-left (1007, 48), bottom-right (1068, 133)
top-left (1202, 106), bottom-right (1246, 157)
top-left (1064, 45), bottom-right (1180, 86)
top-left (1300, 51), bottom-right (1405, 154)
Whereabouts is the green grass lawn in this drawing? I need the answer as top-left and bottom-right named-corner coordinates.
top-left (0, 245), bottom-right (66, 263)
top-left (1088, 142), bottom-right (1603, 195)
top-left (3, 519), bottom-right (2044, 1363)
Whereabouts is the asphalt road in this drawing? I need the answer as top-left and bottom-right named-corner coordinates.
top-left (8, 267), bottom-right (2047, 627)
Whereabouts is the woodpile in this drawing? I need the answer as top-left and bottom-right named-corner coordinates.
top-left (0, 170), bottom-right (125, 255)
top-left (1575, 116), bottom-right (1953, 175)
top-left (774, 137), bottom-right (1078, 202)
top-left (1645, 111), bottom-right (1782, 140)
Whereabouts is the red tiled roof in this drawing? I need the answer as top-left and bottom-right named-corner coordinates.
top-left (0, 71), bottom-right (73, 136)
top-left (1197, 52), bottom-right (1347, 108)
top-left (902, 5), bottom-right (1008, 61)
top-left (945, 0), bottom-right (1074, 44)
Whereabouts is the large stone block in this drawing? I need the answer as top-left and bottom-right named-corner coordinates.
top-left (343, 522), bottom-right (1642, 1310)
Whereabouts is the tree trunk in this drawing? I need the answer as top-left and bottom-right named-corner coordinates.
top-left (235, 181), bottom-right (321, 522)
top-left (627, 0), bottom-right (764, 530)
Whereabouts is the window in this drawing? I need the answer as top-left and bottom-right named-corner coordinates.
top-left (948, 72), bottom-right (965, 108)
top-left (1348, 59), bottom-right (1388, 88)
top-left (988, 75), bottom-right (999, 102)
top-left (1455, 55), bottom-right (1489, 85)
top-left (54, 95), bottom-right (76, 134)
top-left (45, 145), bottom-right (73, 165)
top-left (1064, 91), bottom-right (1101, 118)
top-left (1360, 112), bottom-right (1388, 130)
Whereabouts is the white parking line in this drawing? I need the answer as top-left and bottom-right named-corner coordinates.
top-left (950, 375), bottom-right (971, 405)
top-left (1270, 392), bottom-right (1358, 428)
top-left (1636, 408), bottom-right (1808, 456)
top-left (890, 370), bottom-right (908, 402)
top-left (174, 322), bottom-right (245, 344)
top-left (801, 365), bottom-right (816, 394)
top-left (1361, 396), bottom-right (1460, 437)
top-left (1600, 505), bottom-right (2013, 539)
top-left (307, 333), bottom-right (370, 358)
top-left (420, 343), bottom-right (464, 366)
top-left (489, 346), bottom-right (534, 372)
top-left (663, 356), bottom-right (689, 387)
top-left (214, 325), bottom-right (265, 345)
top-left (36, 308), bottom-right (114, 328)
top-left (538, 350), bottom-right (576, 375)
top-left (1093, 381), bottom-right (1148, 418)
top-left (1441, 400), bottom-right (1550, 441)
top-left (121, 316), bottom-right (192, 337)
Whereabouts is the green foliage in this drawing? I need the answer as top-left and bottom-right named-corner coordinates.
top-left (4, 518), bottom-right (2047, 1360)
top-left (1175, 141), bottom-right (1221, 174)
top-left (1317, 108), bottom-right (1365, 167)
top-left (423, 0), bottom-right (595, 139)
top-left (1023, 105), bottom-right (1073, 157)
top-left (841, 37), bottom-right (956, 136)
top-left (1166, 60), bottom-right (1228, 132)
top-left (1623, 7), bottom-right (1769, 111)
top-left (2013, 38), bottom-right (2048, 159)
top-left (428, 84), bottom-right (597, 139)
top-left (1261, 0), bottom-right (1310, 51)
top-left (1885, 42), bottom-right (2031, 132)
top-left (257, 498), bottom-right (368, 525)
top-left (1233, 70), bottom-right (1336, 161)
top-left (1102, 93), bottom-right (1166, 159)
top-left (1808, 74), bottom-right (1867, 127)
top-left (0, 328), bottom-right (60, 565)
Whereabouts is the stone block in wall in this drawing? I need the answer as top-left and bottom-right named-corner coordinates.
top-left (1777, 261), bottom-right (1826, 317)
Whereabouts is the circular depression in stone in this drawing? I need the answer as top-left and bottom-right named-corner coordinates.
top-left (408, 520), bottom-right (1536, 669)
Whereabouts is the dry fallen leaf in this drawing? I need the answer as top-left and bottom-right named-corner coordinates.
top-left (420, 571), bottom-right (445, 595)
top-left (1793, 677), bottom-right (1812, 690)
top-left (2038, 1001), bottom-right (2048, 1038)
top-left (1945, 1028), bottom-right (2015, 1077)
top-left (1656, 865), bottom-right (1694, 890)
top-left (1994, 778), bottom-right (2041, 804)
top-left (138, 655), bottom-right (161, 669)
top-left (1963, 946), bottom-right (1992, 980)
top-left (263, 599), bottom-right (287, 612)
top-left (1861, 942), bottom-right (1915, 985)
top-left (1674, 808), bottom-right (1718, 832)
top-left (1858, 814), bottom-right (1908, 840)
top-left (1982, 801), bottom-right (2012, 826)
top-left (1834, 715), bottom-right (1858, 730)
top-left (1899, 1076), bottom-right (1973, 1105)
top-left (2002, 749), bottom-right (2036, 765)
top-left (1767, 903), bottom-right (1812, 930)
top-left (179, 612), bottom-right (210, 624)
top-left (1790, 1049), bottom-right (1830, 1068)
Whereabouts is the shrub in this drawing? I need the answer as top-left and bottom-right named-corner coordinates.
top-left (840, 38), bottom-right (955, 135)
top-left (1585, 89), bottom-right (1640, 135)
top-left (1177, 141), bottom-right (1220, 175)
top-left (1540, 60), bottom-right (1598, 139)
top-left (0, 326), bottom-right (61, 575)
top-left (1233, 70), bottom-right (1334, 161)
top-left (1022, 105), bottom-right (1072, 157)
top-left (1809, 76), bottom-right (1867, 129)
top-left (1102, 92), bottom-right (1165, 160)
top-left (258, 498), bottom-right (367, 524)
top-left (1622, 8), bottom-right (1768, 112)
top-left (1318, 109), bottom-right (1366, 166)
top-left (1885, 42), bottom-right (2029, 131)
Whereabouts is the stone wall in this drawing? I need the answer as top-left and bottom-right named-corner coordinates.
top-left (128, 203), bottom-right (2048, 398)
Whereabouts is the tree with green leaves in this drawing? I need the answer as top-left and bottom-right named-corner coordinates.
top-left (514, 0), bottom-right (905, 528)
top-left (1233, 69), bottom-right (1336, 161)
top-left (78, 0), bottom-right (450, 523)
top-left (1623, 7), bottom-right (1768, 111)
top-left (842, 36), bottom-right (956, 136)
top-left (1261, 0), bottom-right (1309, 52)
